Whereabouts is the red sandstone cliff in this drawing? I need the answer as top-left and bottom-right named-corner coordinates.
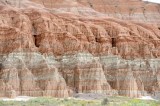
top-left (0, 0), bottom-right (160, 98)
top-left (29, 0), bottom-right (160, 25)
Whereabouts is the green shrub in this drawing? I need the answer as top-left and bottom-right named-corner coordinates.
top-left (101, 98), bottom-right (109, 106)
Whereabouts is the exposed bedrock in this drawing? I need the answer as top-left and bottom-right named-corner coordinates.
top-left (29, 0), bottom-right (160, 25)
top-left (0, 4), bottom-right (160, 98)
top-left (0, 52), bottom-right (68, 98)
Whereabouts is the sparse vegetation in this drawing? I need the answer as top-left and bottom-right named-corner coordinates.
top-left (0, 97), bottom-right (100, 106)
top-left (0, 96), bottom-right (159, 106)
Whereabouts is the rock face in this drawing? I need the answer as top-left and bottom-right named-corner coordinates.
top-left (0, 0), bottom-right (160, 98)
top-left (30, 0), bottom-right (160, 25)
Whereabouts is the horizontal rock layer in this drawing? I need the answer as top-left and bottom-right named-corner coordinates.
top-left (30, 0), bottom-right (160, 25)
top-left (0, 1), bottom-right (160, 98)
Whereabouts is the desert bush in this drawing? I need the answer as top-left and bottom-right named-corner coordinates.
top-left (101, 98), bottom-right (109, 105)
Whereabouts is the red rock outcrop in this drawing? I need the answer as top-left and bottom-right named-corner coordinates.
top-left (0, 0), bottom-right (160, 98)
top-left (30, 0), bottom-right (160, 25)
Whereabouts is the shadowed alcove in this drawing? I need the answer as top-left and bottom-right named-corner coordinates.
top-left (112, 38), bottom-right (116, 47)
top-left (33, 35), bottom-right (40, 47)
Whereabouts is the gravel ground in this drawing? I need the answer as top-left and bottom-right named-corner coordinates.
top-left (73, 93), bottom-right (107, 100)
top-left (152, 92), bottom-right (160, 101)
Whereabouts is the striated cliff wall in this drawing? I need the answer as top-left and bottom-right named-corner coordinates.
top-left (30, 0), bottom-right (160, 25)
top-left (0, 0), bottom-right (160, 98)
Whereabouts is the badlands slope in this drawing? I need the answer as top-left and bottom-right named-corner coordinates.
top-left (0, 0), bottom-right (160, 98)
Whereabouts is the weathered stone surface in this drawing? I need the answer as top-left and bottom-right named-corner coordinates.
top-left (0, 0), bottom-right (160, 98)
top-left (30, 0), bottom-right (160, 25)
top-left (0, 52), bottom-right (69, 98)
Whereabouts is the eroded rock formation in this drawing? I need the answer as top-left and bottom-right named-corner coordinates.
top-left (0, 0), bottom-right (160, 98)
top-left (30, 0), bottom-right (160, 25)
